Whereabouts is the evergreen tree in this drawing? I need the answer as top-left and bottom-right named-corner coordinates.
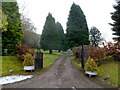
top-left (66, 3), bottom-right (89, 48)
top-left (90, 26), bottom-right (103, 47)
top-left (110, 2), bottom-right (120, 41)
top-left (40, 13), bottom-right (60, 54)
top-left (2, 2), bottom-right (23, 54)
top-left (56, 22), bottom-right (67, 51)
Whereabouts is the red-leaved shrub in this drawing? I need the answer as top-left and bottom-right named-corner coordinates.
top-left (16, 44), bottom-right (34, 61)
top-left (90, 42), bottom-right (120, 62)
top-left (72, 42), bottom-right (120, 65)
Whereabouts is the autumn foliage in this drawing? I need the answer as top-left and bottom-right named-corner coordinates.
top-left (72, 42), bottom-right (120, 64)
top-left (90, 42), bottom-right (120, 62)
top-left (16, 44), bottom-right (34, 61)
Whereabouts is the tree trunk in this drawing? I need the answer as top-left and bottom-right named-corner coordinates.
top-left (49, 50), bottom-right (52, 54)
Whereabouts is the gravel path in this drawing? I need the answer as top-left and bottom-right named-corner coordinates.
top-left (2, 53), bottom-right (113, 88)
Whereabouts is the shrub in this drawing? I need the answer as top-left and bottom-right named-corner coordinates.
top-left (90, 42), bottom-right (120, 62)
top-left (84, 57), bottom-right (98, 72)
top-left (22, 53), bottom-right (34, 66)
top-left (103, 42), bottom-right (120, 61)
top-left (90, 46), bottom-right (105, 62)
top-left (16, 44), bottom-right (34, 61)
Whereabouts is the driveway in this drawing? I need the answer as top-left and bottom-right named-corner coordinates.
top-left (3, 53), bottom-right (113, 88)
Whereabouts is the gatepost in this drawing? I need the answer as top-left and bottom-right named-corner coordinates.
top-left (35, 49), bottom-right (43, 69)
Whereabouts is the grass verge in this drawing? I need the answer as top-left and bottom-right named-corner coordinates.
top-left (98, 61), bottom-right (120, 86)
top-left (70, 55), bottom-right (81, 68)
top-left (1, 50), bottom-right (63, 76)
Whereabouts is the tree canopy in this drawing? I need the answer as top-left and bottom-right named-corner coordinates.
top-left (21, 16), bottom-right (40, 48)
top-left (66, 3), bottom-right (89, 48)
top-left (56, 22), bottom-right (68, 51)
top-left (40, 13), bottom-right (60, 54)
top-left (2, 2), bottom-right (23, 54)
top-left (90, 26), bottom-right (103, 46)
top-left (110, 2), bottom-right (120, 41)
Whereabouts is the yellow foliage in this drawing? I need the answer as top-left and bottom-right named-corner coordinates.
top-left (0, 10), bottom-right (8, 32)
top-left (84, 57), bottom-right (98, 72)
top-left (22, 53), bottom-right (34, 66)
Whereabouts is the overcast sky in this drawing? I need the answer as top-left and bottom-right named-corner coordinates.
top-left (17, 0), bottom-right (117, 42)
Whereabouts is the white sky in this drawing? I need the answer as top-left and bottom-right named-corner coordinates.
top-left (17, 0), bottom-right (117, 42)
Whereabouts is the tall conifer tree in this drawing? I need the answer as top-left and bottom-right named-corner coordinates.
top-left (40, 13), bottom-right (59, 54)
top-left (56, 22), bottom-right (68, 51)
top-left (66, 3), bottom-right (89, 48)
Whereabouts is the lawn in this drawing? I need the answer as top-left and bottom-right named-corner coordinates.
top-left (1, 50), bottom-right (63, 76)
top-left (98, 61), bottom-right (119, 86)
top-left (40, 50), bottom-right (64, 67)
top-left (1, 56), bottom-right (23, 76)
top-left (43, 53), bottom-right (61, 68)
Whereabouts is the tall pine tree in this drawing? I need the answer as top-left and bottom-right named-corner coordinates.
top-left (66, 3), bottom-right (89, 48)
top-left (2, 2), bottom-right (23, 54)
top-left (40, 13), bottom-right (60, 54)
top-left (110, 2), bottom-right (120, 41)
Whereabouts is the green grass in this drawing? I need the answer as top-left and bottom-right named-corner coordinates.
top-left (70, 55), bottom-right (81, 68)
top-left (43, 53), bottom-right (61, 67)
top-left (70, 55), bottom-right (119, 86)
top-left (1, 50), bottom-right (63, 76)
top-left (35, 49), bottom-right (64, 67)
top-left (98, 61), bottom-right (119, 86)
top-left (37, 50), bottom-right (63, 67)
top-left (1, 56), bottom-right (24, 76)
